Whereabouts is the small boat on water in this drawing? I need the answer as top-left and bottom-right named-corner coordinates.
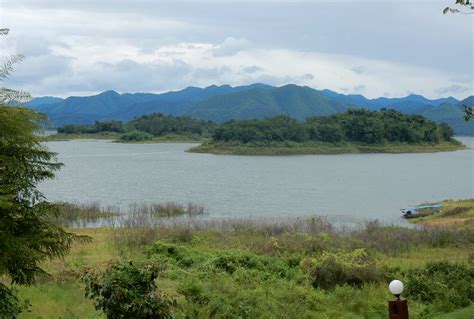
top-left (401, 204), bottom-right (442, 219)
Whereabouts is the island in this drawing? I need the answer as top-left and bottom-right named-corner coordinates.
top-left (188, 109), bottom-right (466, 155)
top-left (42, 113), bottom-right (213, 143)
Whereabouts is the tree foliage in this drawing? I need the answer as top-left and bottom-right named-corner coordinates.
top-left (0, 28), bottom-right (31, 105)
top-left (56, 113), bottom-right (215, 137)
top-left (82, 261), bottom-right (174, 319)
top-left (57, 120), bottom-right (125, 134)
top-left (212, 109), bottom-right (455, 145)
top-left (0, 106), bottom-right (86, 316)
top-left (128, 113), bottom-right (214, 136)
top-left (443, 0), bottom-right (473, 14)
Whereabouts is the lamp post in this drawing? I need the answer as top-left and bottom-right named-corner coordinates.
top-left (388, 280), bottom-right (408, 319)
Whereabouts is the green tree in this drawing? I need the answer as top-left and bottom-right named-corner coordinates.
top-left (0, 107), bottom-right (86, 316)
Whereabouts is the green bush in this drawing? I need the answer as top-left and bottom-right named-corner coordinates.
top-left (119, 130), bottom-right (153, 141)
top-left (82, 261), bottom-right (174, 319)
top-left (213, 250), bottom-right (292, 278)
top-left (300, 249), bottom-right (385, 289)
top-left (405, 261), bottom-right (474, 312)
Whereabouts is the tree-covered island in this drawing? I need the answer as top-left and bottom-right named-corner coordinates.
top-left (46, 113), bottom-right (214, 143)
top-left (188, 109), bottom-right (465, 155)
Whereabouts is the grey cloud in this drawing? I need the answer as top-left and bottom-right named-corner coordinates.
top-left (351, 65), bottom-right (365, 75)
top-left (300, 73), bottom-right (314, 81)
top-left (88, 59), bottom-right (192, 92)
top-left (353, 84), bottom-right (366, 92)
top-left (242, 65), bottom-right (264, 74)
top-left (435, 84), bottom-right (470, 95)
top-left (10, 54), bottom-right (73, 84)
top-left (192, 66), bottom-right (232, 79)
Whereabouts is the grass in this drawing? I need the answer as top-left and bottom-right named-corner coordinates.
top-left (434, 304), bottom-right (474, 319)
top-left (188, 140), bottom-right (466, 155)
top-left (17, 282), bottom-right (102, 319)
top-left (408, 199), bottom-right (474, 230)
top-left (12, 201), bottom-right (474, 318)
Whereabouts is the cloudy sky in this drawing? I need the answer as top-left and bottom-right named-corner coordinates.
top-left (0, 0), bottom-right (472, 99)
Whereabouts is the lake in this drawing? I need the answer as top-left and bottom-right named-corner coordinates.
top-left (40, 137), bottom-right (474, 224)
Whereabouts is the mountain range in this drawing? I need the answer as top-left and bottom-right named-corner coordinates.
top-left (26, 84), bottom-right (473, 135)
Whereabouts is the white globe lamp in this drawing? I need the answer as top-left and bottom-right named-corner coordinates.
top-left (389, 280), bottom-right (404, 300)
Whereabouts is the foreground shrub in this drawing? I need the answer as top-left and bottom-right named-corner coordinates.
top-left (82, 261), bottom-right (174, 319)
top-left (300, 249), bottom-right (385, 289)
top-left (405, 261), bottom-right (474, 312)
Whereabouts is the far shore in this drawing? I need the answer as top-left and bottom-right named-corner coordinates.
top-left (42, 132), bottom-right (208, 144)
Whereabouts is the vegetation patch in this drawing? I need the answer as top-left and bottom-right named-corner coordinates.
top-left (300, 249), bottom-right (386, 289)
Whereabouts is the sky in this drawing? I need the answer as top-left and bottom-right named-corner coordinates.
top-left (0, 0), bottom-right (473, 99)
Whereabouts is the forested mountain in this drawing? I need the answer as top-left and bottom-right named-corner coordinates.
top-left (28, 84), bottom-right (272, 125)
top-left (185, 85), bottom-right (347, 122)
top-left (26, 84), bottom-right (472, 135)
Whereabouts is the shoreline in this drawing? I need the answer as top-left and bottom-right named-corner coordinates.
top-left (187, 141), bottom-right (467, 155)
top-left (42, 132), bottom-right (208, 144)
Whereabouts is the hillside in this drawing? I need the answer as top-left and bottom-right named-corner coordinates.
top-left (422, 102), bottom-right (474, 136)
top-left (185, 85), bottom-right (347, 122)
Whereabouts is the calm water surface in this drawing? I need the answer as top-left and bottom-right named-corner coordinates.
top-left (40, 137), bottom-right (474, 223)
